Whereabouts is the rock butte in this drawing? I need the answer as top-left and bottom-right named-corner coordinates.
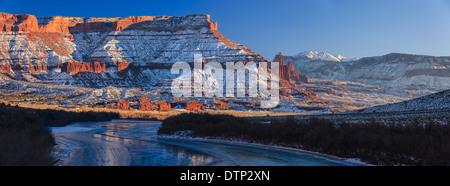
top-left (0, 12), bottom-right (267, 87)
top-left (0, 12), bottom-right (333, 112)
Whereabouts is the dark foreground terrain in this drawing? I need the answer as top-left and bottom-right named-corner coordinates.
top-left (0, 103), bottom-right (119, 166)
top-left (159, 113), bottom-right (450, 166)
top-left (2, 101), bottom-right (450, 166)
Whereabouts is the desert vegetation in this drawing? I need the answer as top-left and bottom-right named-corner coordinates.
top-left (0, 102), bottom-right (120, 166)
top-left (159, 113), bottom-right (450, 166)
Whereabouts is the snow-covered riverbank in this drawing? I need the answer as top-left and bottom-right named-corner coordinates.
top-left (158, 133), bottom-right (371, 166)
top-left (51, 120), bottom-right (364, 166)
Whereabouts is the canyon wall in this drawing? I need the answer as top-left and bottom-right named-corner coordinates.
top-left (0, 12), bottom-right (265, 88)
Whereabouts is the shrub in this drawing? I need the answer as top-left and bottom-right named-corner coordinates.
top-left (0, 103), bottom-right (120, 165)
top-left (159, 113), bottom-right (450, 166)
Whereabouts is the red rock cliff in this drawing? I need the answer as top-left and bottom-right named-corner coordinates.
top-left (67, 16), bottom-right (157, 33)
top-left (273, 52), bottom-right (308, 84)
top-left (0, 13), bottom-right (39, 32)
top-left (64, 61), bottom-right (106, 75)
top-left (0, 12), bottom-right (270, 88)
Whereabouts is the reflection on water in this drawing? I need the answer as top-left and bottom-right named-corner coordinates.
top-left (52, 120), bottom-right (360, 166)
top-left (52, 120), bottom-right (216, 166)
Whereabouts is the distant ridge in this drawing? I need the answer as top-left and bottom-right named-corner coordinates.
top-left (356, 89), bottom-right (450, 113)
top-left (284, 52), bottom-right (450, 97)
top-left (295, 51), bottom-right (359, 62)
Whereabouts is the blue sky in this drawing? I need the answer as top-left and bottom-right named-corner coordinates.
top-left (1, 0), bottom-right (450, 59)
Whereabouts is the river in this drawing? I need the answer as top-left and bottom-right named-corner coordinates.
top-left (50, 119), bottom-right (364, 166)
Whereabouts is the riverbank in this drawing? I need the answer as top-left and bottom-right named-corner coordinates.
top-left (158, 134), bottom-right (370, 166)
top-left (52, 120), bottom-right (357, 166)
top-left (0, 102), bottom-right (120, 165)
top-left (158, 113), bottom-right (450, 166)
top-left (0, 101), bottom-right (306, 166)
top-left (4, 100), bottom-right (449, 166)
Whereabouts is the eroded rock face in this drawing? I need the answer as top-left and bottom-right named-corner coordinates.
top-left (158, 102), bottom-right (171, 112)
top-left (0, 12), bottom-right (265, 88)
top-left (214, 100), bottom-right (232, 110)
top-left (273, 52), bottom-right (308, 84)
top-left (0, 13), bottom-right (39, 32)
top-left (137, 97), bottom-right (171, 112)
top-left (138, 97), bottom-right (156, 111)
top-left (63, 61), bottom-right (106, 75)
top-left (185, 100), bottom-right (204, 111)
top-left (107, 100), bottom-right (131, 110)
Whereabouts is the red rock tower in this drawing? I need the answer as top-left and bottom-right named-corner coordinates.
top-left (272, 52), bottom-right (308, 84)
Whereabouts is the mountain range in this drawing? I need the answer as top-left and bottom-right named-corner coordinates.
top-left (285, 52), bottom-right (450, 97)
top-left (0, 12), bottom-right (448, 114)
top-left (295, 51), bottom-right (358, 62)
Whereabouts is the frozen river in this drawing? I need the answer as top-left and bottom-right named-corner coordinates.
top-left (51, 120), bottom-right (363, 166)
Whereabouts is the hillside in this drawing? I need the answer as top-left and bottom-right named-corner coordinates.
top-left (285, 52), bottom-right (450, 97)
top-left (0, 13), bottom-right (415, 114)
top-left (356, 89), bottom-right (450, 113)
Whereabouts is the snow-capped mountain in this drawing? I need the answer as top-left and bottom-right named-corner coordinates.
top-left (1, 12), bottom-right (447, 114)
top-left (295, 51), bottom-right (358, 62)
top-left (285, 53), bottom-right (450, 97)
